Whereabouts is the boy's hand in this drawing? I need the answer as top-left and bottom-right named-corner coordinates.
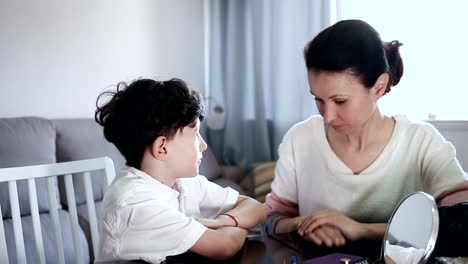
top-left (197, 215), bottom-right (235, 229)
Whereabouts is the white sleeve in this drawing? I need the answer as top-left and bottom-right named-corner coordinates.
top-left (270, 131), bottom-right (298, 203)
top-left (196, 176), bottom-right (239, 218)
top-left (117, 193), bottom-right (207, 263)
top-left (420, 128), bottom-right (468, 197)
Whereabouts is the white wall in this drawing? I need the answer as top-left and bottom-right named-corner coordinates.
top-left (0, 0), bottom-right (204, 118)
top-left (430, 121), bottom-right (468, 172)
top-left (154, 1), bottom-right (205, 91)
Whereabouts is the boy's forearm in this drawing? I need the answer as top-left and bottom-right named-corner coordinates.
top-left (222, 196), bottom-right (267, 229)
top-left (213, 226), bottom-right (248, 258)
top-left (190, 226), bottom-right (248, 259)
top-left (218, 226), bottom-right (249, 244)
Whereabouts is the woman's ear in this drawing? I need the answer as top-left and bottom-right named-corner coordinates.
top-left (150, 136), bottom-right (168, 160)
top-left (373, 73), bottom-right (390, 98)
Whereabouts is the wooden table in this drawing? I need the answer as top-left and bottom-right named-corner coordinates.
top-left (164, 230), bottom-right (382, 264)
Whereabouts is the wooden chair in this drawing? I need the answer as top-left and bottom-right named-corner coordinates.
top-left (0, 157), bottom-right (115, 264)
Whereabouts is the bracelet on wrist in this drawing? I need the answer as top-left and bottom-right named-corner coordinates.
top-left (220, 213), bottom-right (239, 227)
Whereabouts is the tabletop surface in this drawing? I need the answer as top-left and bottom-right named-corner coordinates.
top-left (98, 224), bottom-right (467, 263)
top-left (164, 230), bottom-right (383, 264)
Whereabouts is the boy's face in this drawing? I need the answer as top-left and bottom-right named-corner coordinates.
top-left (166, 119), bottom-right (207, 178)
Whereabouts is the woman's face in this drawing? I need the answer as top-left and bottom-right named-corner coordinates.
top-left (308, 70), bottom-right (381, 134)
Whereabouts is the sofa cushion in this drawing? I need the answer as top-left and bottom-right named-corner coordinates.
top-left (77, 202), bottom-right (102, 260)
top-left (53, 118), bottom-right (125, 206)
top-left (3, 210), bottom-right (89, 263)
top-left (213, 178), bottom-right (246, 195)
top-left (0, 117), bottom-right (59, 217)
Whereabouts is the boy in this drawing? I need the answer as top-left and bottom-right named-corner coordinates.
top-left (94, 78), bottom-right (266, 263)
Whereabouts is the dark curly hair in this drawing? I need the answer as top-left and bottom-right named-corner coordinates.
top-left (304, 19), bottom-right (404, 95)
top-left (95, 78), bottom-right (205, 169)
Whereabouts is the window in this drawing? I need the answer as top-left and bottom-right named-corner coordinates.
top-left (342, 1), bottom-right (468, 120)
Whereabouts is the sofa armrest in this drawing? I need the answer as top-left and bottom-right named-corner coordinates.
top-left (220, 165), bottom-right (246, 183)
top-left (240, 161), bottom-right (276, 200)
top-left (251, 162), bottom-right (276, 186)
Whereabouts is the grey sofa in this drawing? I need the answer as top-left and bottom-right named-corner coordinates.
top-left (0, 116), bottom-right (250, 263)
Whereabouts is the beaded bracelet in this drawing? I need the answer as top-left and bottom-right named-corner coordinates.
top-left (220, 213), bottom-right (239, 227)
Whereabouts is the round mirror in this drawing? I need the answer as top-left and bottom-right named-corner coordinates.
top-left (383, 192), bottom-right (439, 264)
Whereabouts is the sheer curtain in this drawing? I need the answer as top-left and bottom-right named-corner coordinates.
top-left (203, 0), bottom-right (339, 168)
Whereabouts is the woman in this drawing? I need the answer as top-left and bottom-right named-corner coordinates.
top-left (265, 19), bottom-right (468, 248)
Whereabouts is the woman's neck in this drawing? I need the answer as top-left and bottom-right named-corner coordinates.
top-left (331, 109), bottom-right (394, 153)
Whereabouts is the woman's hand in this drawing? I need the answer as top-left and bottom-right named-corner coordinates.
top-left (301, 225), bottom-right (346, 247)
top-left (297, 209), bottom-right (364, 241)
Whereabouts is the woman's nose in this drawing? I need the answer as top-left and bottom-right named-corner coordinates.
top-left (322, 104), bottom-right (336, 124)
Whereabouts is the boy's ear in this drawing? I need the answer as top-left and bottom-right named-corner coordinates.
top-left (151, 136), bottom-right (168, 160)
top-left (373, 73), bottom-right (390, 98)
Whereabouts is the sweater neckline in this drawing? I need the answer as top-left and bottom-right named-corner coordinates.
top-left (319, 115), bottom-right (403, 177)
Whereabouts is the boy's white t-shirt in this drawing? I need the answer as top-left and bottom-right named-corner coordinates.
top-left (95, 167), bottom-right (239, 264)
top-left (271, 115), bottom-right (467, 223)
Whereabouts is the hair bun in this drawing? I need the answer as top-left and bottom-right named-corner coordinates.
top-left (384, 40), bottom-right (404, 87)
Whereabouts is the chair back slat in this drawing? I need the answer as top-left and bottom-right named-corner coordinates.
top-left (83, 171), bottom-right (99, 256)
top-left (64, 174), bottom-right (84, 264)
top-left (27, 179), bottom-right (46, 264)
top-left (0, 158), bottom-right (113, 182)
top-left (9, 181), bottom-right (26, 264)
top-left (0, 157), bottom-right (114, 263)
top-left (46, 177), bottom-right (65, 264)
top-left (103, 158), bottom-right (116, 193)
top-left (0, 204), bottom-right (10, 263)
